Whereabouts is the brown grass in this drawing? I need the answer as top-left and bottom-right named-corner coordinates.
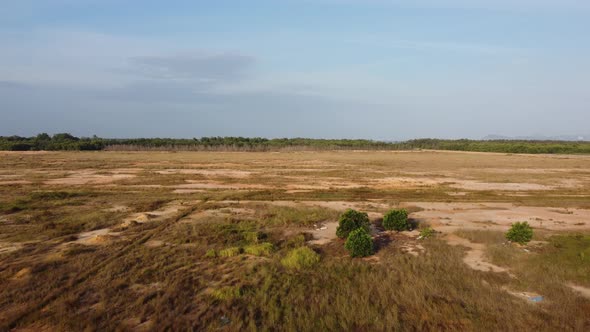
top-left (1, 150), bottom-right (589, 330)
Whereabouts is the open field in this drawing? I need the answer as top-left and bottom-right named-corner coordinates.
top-left (1, 150), bottom-right (590, 330)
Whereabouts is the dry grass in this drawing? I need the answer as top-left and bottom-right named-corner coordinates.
top-left (1, 150), bottom-right (589, 330)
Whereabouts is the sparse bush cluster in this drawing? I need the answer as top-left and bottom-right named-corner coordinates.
top-left (336, 209), bottom-right (370, 239)
top-left (345, 228), bottom-right (374, 257)
top-left (335, 209), bottom-right (374, 257)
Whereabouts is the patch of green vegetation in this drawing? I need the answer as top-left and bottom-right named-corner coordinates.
top-left (28, 191), bottom-right (93, 201)
top-left (529, 234), bottom-right (590, 284)
top-left (419, 227), bottom-right (436, 239)
top-left (506, 222), bottom-right (534, 244)
top-left (345, 228), bottom-right (374, 257)
top-left (243, 242), bottom-right (274, 256)
top-left (256, 205), bottom-right (339, 227)
top-left (383, 208), bottom-right (409, 231)
top-left (211, 286), bottom-right (243, 301)
top-left (336, 209), bottom-right (370, 239)
top-left (0, 199), bottom-right (30, 213)
top-left (204, 249), bottom-right (217, 258)
top-left (281, 247), bottom-right (320, 270)
top-left (455, 230), bottom-right (506, 245)
top-left (218, 247), bottom-right (242, 258)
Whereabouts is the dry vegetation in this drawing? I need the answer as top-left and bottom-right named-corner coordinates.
top-left (1, 150), bottom-right (590, 330)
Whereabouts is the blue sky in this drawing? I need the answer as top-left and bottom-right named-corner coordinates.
top-left (1, 0), bottom-right (589, 139)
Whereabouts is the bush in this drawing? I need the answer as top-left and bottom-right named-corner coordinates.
top-left (345, 228), bottom-right (374, 258)
top-left (506, 222), bottom-right (533, 244)
top-left (218, 247), bottom-right (242, 257)
top-left (243, 242), bottom-right (274, 256)
top-left (383, 209), bottom-right (409, 231)
top-left (204, 249), bottom-right (217, 258)
top-left (419, 227), bottom-right (436, 239)
top-left (281, 247), bottom-right (320, 270)
top-left (244, 231), bottom-right (266, 244)
top-left (211, 286), bottom-right (243, 301)
top-left (336, 209), bottom-right (370, 239)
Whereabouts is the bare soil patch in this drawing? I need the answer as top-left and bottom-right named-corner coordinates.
top-left (568, 284), bottom-right (590, 299)
top-left (120, 202), bottom-right (184, 227)
top-left (0, 242), bottom-right (24, 254)
top-left (44, 170), bottom-right (136, 185)
top-left (0, 180), bottom-right (32, 185)
top-left (68, 228), bottom-right (121, 245)
top-left (309, 221), bottom-right (339, 245)
top-left (445, 234), bottom-right (508, 273)
top-left (406, 202), bottom-right (590, 232)
top-left (155, 169), bottom-right (253, 177)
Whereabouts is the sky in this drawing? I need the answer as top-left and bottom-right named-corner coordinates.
top-left (1, 0), bottom-right (589, 139)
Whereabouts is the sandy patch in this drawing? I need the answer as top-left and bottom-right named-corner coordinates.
top-left (0, 180), bottom-right (32, 185)
top-left (155, 169), bottom-right (253, 178)
top-left (567, 284), bottom-right (590, 299)
top-left (309, 221), bottom-right (339, 245)
top-left (449, 180), bottom-right (552, 191)
top-left (174, 181), bottom-right (270, 190)
top-left (120, 202), bottom-right (184, 227)
top-left (400, 243), bottom-right (425, 257)
top-left (285, 180), bottom-right (365, 190)
top-left (373, 176), bottom-right (452, 189)
top-left (69, 228), bottom-right (121, 245)
top-left (45, 170), bottom-right (136, 185)
top-left (445, 234), bottom-right (509, 273)
top-left (406, 202), bottom-right (590, 232)
top-left (370, 176), bottom-right (575, 191)
top-left (145, 240), bottom-right (166, 248)
top-left (0, 242), bottom-right (24, 254)
top-left (106, 205), bottom-right (130, 212)
top-left (181, 207), bottom-right (256, 224)
top-left (284, 189), bottom-right (314, 194)
top-left (0, 174), bottom-right (22, 179)
top-left (447, 192), bottom-right (468, 196)
top-left (110, 168), bottom-right (143, 174)
top-left (11, 268), bottom-right (32, 281)
top-left (173, 189), bottom-right (206, 194)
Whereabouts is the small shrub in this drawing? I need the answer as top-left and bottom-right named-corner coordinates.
top-left (244, 231), bottom-right (266, 244)
top-left (506, 222), bottom-right (533, 244)
top-left (211, 286), bottom-right (242, 301)
top-left (204, 249), bottom-right (217, 258)
top-left (419, 227), bottom-right (436, 239)
top-left (383, 209), bottom-right (409, 231)
top-left (218, 247), bottom-right (242, 257)
top-left (281, 246), bottom-right (320, 270)
top-left (345, 228), bottom-right (374, 258)
top-left (336, 209), bottom-right (370, 239)
top-left (286, 234), bottom-right (307, 248)
top-left (243, 242), bottom-right (274, 256)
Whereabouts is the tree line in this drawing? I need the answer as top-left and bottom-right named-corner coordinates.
top-left (1, 133), bottom-right (589, 154)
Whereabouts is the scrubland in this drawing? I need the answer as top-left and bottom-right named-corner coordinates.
top-left (1, 150), bottom-right (590, 331)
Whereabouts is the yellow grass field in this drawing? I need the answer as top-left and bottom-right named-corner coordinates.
top-left (1, 150), bottom-right (590, 330)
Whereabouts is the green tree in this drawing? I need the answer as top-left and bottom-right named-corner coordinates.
top-left (345, 228), bottom-right (374, 257)
top-left (383, 209), bottom-right (409, 231)
top-left (336, 209), bottom-right (370, 239)
top-left (506, 222), bottom-right (534, 244)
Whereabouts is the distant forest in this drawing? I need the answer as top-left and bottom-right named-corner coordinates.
top-left (1, 133), bottom-right (590, 154)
